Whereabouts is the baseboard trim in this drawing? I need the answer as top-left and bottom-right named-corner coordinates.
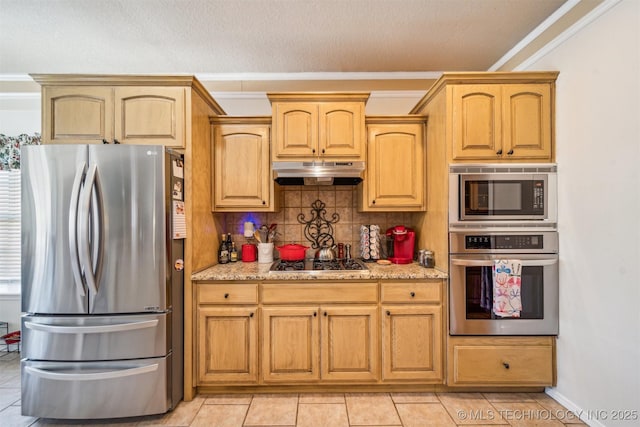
top-left (545, 387), bottom-right (606, 427)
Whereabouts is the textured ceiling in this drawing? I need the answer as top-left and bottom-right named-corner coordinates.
top-left (1, 0), bottom-right (570, 76)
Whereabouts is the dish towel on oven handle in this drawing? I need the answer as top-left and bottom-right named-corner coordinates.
top-left (492, 259), bottom-right (522, 318)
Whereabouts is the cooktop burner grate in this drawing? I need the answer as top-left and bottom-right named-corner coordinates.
top-left (269, 259), bottom-right (369, 273)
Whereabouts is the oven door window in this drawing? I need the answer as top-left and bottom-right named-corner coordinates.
top-left (465, 265), bottom-right (544, 319)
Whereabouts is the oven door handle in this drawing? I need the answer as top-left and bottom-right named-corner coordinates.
top-left (450, 258), bottom-right (558, 267)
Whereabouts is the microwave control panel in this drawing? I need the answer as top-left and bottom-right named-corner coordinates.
top-left (465, 234), bottom-right (543, 250)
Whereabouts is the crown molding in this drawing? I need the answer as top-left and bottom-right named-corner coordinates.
top-left (196, 72), bottom-right (442, 82)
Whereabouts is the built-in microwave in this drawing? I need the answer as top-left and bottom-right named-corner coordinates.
top-left (449, 164), bottom-right (557, 229)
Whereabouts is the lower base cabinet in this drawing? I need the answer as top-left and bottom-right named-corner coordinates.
top-left (197, 307), bottom-right (258, 384)
top-left (447, 336), bottom-right (555, 386)
top-left (382, 305), bottom-right (442, 382)
top-left (261, 305), bottom-right (379, 383)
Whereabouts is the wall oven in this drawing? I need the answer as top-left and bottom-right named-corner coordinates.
top-left (449, 164), bottom-right (557, 229)
top-left (449, 231), bottom-right (559, 335)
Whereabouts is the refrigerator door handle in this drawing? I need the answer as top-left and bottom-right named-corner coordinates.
top-left (24, 364), bottom-right (159, 381)
top-left (24, 319), bottom-right (159, 334)
top-left (78, 163), bottom-right (99, 296)
top-left (68, 161), bottom-right (88, 297)
top-left (90, 165), bottom-right (105, 291)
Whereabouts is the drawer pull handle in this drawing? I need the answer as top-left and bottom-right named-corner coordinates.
top-left (507, 149), bottom-right (514, 155)
top-left (410, 292), bottom-right (415, 297)
top-left (250, 312), bottom-right (254, 318)
top-left (386, 310), bottom-right (391, 316)
top-left (496, 149), bottom-right (503, 155)
top-left (503, 362), bottom-right (510, 369)
top-left (224, 293), bottom-right (229, 299)
top-left (323, 312), bottom-right (327, 317)
top-left (313, 312), bottom-right (317, 317)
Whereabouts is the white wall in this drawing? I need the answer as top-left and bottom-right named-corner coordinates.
top-left (0, 296), bottom-right (21, 334)
top-left (524, 1), bottom-right (640, 425)
top-left (0, 94), bottom-right (40, 136)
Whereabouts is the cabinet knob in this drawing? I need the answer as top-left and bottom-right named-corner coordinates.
top-left (250, 312), bottom-right (254, 318)
top-left (224, 293), bottom-right (229, 299)
top-left (102, 139), bottom-right (109, 144)
top-left (496, 149), bottom-right (503, 155)
top-left (410, 292), bottom-right (415, 297)
top-left (372, 200), bottom-right (376, 205)
top-left (386, 310), bottom-right (391, 316)
top-left (502, 362), bottom-right (510, 369)
top-left (113, 139), bottom-right (121, 144)
top-left (323, 312), bottom-right (327, 317)
top-left (313, 312), bottom-right (317, 317)
top-left (312, 149), bottom-right (316, 154)
top-left (262, 200), bottom-right (266, 205)
top-left (321, 149), bottom-right (325, 154)
top-left (507, 149), bottom-right (514, 155)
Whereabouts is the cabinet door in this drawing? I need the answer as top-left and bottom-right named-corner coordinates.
top-left (272, 103), bottom-right (318, 158)
top-left (451, 85), bottom-right (502, 160)
top-left (42, 86), bottom-right (113, 144)
top-left (320, 306), bottom-right (379, 381)
top-left (262, 307), bottom-right (320, 382)
top-left (364, 123), bottom-right (425, 210)
top-left (197, 306), bottom-right (258, 384)
top-left (502, 84), bottom-right (552, 160)
top-left (114, 87), bottom-right (186, 147)
top-left (319, 103), bottom-right (364, 159)
top-left (213, 124), bottom-right (273, 210)
top-left (381, 305), bottom-right (442, 382)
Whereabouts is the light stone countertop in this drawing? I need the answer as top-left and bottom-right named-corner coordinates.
top-left (192, 260), bottom-right (448, 282)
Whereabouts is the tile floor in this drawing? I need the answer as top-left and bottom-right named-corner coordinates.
top-left (1, 352), bottom-right (586, 427)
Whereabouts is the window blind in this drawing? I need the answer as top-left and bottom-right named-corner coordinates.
top-left (0, 169), bottom-right (21, 294)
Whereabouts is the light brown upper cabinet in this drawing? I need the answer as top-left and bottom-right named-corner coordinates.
top-left (360, 116), bottom-right (427, 211)
top-left (35, 79), bottom-right (187, 147)
top-left (210, 117), bottom-right (278, 212)
top-left (411, 72), bottom-right (558, 163)
top-left (451, 83), bottom-right (552, 161)
top-left (268, 93), bottom-right (369, 161)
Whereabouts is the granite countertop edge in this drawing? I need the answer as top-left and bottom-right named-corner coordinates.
top-left (191, 261), bottom-right (448, 282)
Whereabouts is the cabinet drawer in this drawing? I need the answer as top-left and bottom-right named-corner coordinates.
top-left (197, 284), bottom-right (258, 304)
top-left (449, 340), bottom-right (553, 386)
top-left (262, 282), bottom-right (377, 304)
top-left (381, 281), bottom-right (441, 303)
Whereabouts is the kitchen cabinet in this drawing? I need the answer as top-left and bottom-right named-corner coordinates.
top-left (447, 336), bottom-right (555, 386)
top-left (268, 93), bottom-right (369, 161)
top-left (36, 81), bottom-right (187, 147)
top-left (360, 116), bottom-right (426, 211)
top-left (261, 282), bottom-right (379, 383)
top-left (451, 83), bottom-right (552, 161)
top-left (196, 283), bottom-right (259, 384)
top-left (380, 281), bottom-right (443, 382)
top-left (32, 75), bottom-right (228, 400)
top-left (210, 117), bottom-right (278, 212)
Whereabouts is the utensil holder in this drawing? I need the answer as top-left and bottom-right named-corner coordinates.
top-left (257, 243), bottom-right (274, 263)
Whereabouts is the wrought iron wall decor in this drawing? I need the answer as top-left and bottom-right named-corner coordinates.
top-left (297, 199), bottom-right (339, 249)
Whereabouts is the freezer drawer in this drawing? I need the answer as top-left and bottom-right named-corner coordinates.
top-left (21, 356), bottom-right (172, 419)
top-left (22, 313), bottom-right (169, 361)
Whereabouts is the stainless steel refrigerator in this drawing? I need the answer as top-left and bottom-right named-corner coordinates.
top-left (20, 144), bottom-right (184, 419)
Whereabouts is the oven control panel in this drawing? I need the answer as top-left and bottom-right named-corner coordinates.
top-left (465, 234), bottom-right (543, 250)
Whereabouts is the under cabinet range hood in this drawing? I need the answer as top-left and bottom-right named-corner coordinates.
top-left (273, 161), bottom-right (365, 185)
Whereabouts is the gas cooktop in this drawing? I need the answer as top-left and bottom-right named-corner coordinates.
top-left (269, 259), bottom-right (370, 274)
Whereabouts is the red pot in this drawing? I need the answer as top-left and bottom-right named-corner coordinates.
top-left (276, 244), bottom-right (309, 261)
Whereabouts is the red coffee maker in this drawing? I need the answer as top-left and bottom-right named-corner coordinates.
top-left (386, 225), bottom-right (415, 264)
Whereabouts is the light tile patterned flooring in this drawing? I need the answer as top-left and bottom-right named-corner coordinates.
top-left (1, 353), bottom-right (586, 426)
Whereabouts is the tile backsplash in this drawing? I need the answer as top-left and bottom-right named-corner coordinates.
top-left (219, 186), bottom-right (414, 258)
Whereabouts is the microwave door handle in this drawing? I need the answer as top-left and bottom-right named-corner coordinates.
top-left (450, 258), bottom-right (558, 267)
